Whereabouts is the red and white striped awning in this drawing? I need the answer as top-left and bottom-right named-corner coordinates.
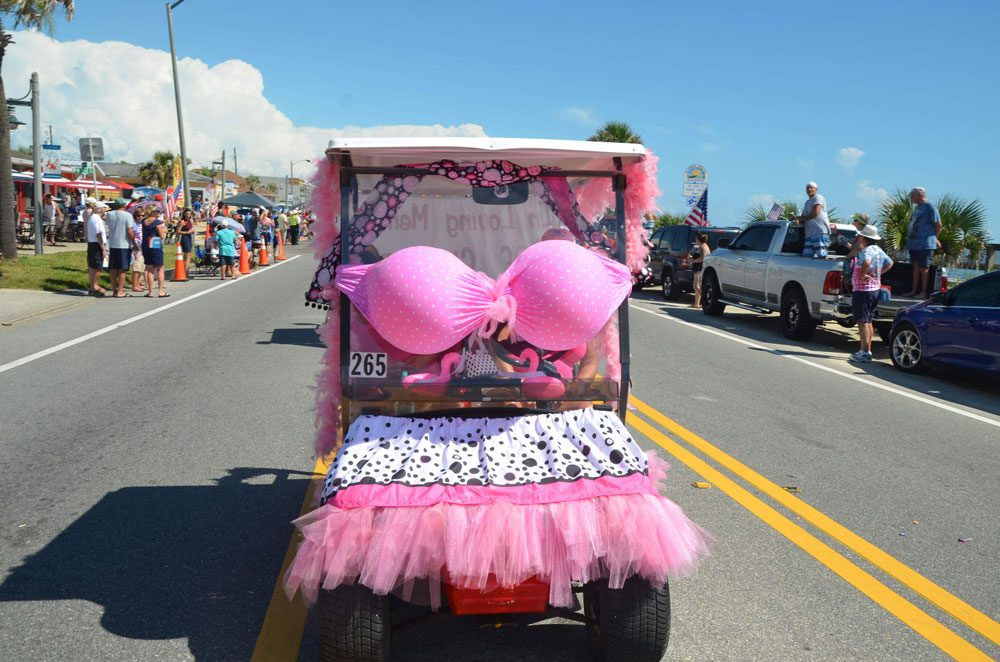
top-left (11, 171), bottom-right (119, 191)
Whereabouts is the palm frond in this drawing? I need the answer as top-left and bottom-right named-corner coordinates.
top-left (587, 121), bottom-right (642, 144)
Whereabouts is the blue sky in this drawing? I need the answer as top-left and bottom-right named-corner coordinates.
top-left (15, 0), bottom-right (1000, 238)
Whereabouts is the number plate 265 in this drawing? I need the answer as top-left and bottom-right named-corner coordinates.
top-left (348, 352), bottom-right (388, 378)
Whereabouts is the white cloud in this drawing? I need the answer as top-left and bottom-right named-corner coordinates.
top-left (856, 179), bottom-right (889, 207)
top-left (558, 106), bottom-right (598, 126)
top-left (749, 193), bottom-right (775, 206)
top-left (6, 30), bottom-right (486, 177)
top-left (836, 146), bottom-right (865, 169)
top-left (701, 141), bottom-right (731, 153)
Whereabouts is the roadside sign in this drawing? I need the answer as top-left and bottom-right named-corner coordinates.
top-left (683, 164), bottom-right (708, 198)
top-left (79, 137), bottom-right (104, 162)
top-left (42, 144), bottom-right (61, 178)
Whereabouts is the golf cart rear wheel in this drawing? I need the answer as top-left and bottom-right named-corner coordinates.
top-left (584, 576), bottom-right (671, 662)
top-left (318, 583), bottom-right (390, 662)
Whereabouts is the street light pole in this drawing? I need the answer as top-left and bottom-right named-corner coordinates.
top-left (29, 73), bottom-right (42, 255)
top-left (166, 0), bottom-right (191, 214)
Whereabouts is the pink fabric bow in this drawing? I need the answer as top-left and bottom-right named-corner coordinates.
top-left (334, 241), bottom-right (632, 355)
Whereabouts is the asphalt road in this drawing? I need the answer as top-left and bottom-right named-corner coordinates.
top-left (1, 256), bottom-right (997, 661)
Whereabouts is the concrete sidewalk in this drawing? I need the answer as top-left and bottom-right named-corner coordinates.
top-left (17, 241), bottom-right (88, 256)
top-left (0, 288), bottom-right (92, 326)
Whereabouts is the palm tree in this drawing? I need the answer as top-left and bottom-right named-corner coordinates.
top-left (1, 0), bottom-right (75, 261)
top-left (743, 199), bottom-right (800, 227)
top-left (654, 212), bottom-right (687, 228)
top-left (243, 175), bottom-right (260, 192)
top-left (877, 190), bottom-right (989, 264)
top-left (743, 198), bottom-right (844, 228)
top-left (264, 182), bottom-right (278, 195)
top-left (138, 151), bottom-right (177, 188)
top-left (587, 121), bottom-right (642, 144)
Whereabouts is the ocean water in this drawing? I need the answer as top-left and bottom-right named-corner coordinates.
top-left (947, 267), bottom-right (986, 284)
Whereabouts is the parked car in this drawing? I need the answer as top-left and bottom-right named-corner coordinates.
top-left (700, 221), bottom-right (858, 339)
top-left (888, 270), bottom-right (1000, 374)
top-left (647, 224), bottom-right (740, 299)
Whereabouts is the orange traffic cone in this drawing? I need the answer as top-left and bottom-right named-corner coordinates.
top-left (172, 242), bottom-right (188, 282)
top-left (258, 242), bottom-right (270, 266)
top-left (238, 238), bottom-right (251, 274)
top-left (275, 235), bottom-right (286, 261)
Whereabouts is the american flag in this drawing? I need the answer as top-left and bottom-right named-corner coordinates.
top-left (766, 203), bottom-right (785, 222)
top-left (684, 190), bottom-right (709, 226)
top-left (164, 183), bottom-right (184, 222)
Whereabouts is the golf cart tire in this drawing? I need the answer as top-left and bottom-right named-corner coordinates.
top-left (584, 576), bottom-right (671, 662)
top-left (701, 272), bottom-right (725, 316)
top-left (318, 583), bottom-right (390, 662)
top-left (781, 287), bottom-right (817, 340)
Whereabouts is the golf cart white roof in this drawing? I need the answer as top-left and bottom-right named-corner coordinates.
top-left (326, 137), bottom-right (647, 170)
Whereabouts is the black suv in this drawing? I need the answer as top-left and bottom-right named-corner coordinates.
top-left (647, 225), bottom-right (740, 300)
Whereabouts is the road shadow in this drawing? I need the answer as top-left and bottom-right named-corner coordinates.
top-left (52, 288), bottom-right (90, 297)
top-left (636, 299), bottom-right (1000, 419)
top-left (391, 618), bottom-right (589, 662)
top-left (0, 467), bottom-right (312, 660)
top-left (258, 327), bottom-right (323, 348)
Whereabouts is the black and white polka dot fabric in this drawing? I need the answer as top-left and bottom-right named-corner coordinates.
top-left (320, 408), bottom-right (647, 504)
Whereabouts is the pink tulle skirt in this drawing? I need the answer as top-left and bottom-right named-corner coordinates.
top-left (284, 453), bottom-right (709, 609)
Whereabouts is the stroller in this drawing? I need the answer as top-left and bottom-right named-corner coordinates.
top-left (194, 245), bottom-right (220, 276)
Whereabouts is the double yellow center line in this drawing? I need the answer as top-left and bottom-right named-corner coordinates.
top-left (628, 395), bottom-right (999, 660)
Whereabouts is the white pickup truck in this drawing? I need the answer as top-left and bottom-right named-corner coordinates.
top-left (700, 221), bottom-right (858, 339)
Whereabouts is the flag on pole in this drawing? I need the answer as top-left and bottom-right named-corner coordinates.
top-left (164, 182), bottom-right (184, 221)
top-left (766, 203), bottom-right (785, 222)
top-left (684, 190), bottom-right (709, 226)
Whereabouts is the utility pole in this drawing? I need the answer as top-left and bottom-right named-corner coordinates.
top-left (30, 73), bottom-right (42, 255)
top-left (233, 147), bottom-right (237, 175)
top-left (220, 149), bottom-right (226, 206)
top-left (165, 1), bottom-right (192, 216)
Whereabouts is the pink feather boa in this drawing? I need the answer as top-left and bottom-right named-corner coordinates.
top-left (564, 151), bottom-right (659, 274)
top-left (308, 157), bottom-right (343, 457)
top-left (622, 150), bottom-right (659, 273)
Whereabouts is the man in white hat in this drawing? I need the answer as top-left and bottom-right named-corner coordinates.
top-left (126, 191), bottom-right (145, 212)
top-left (792, 182), bottom-right (831, 258)
top-left (214, 218), bottom-right (239, 280)
top-left (849, 224), bottom-right (894, 362)
top-left (85, 200), bottom-right (110, 296)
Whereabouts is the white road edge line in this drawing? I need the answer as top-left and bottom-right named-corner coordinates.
top-left (0, 256), bottom-right (301, 375)
top-left (631, 302), bottom-right (1000, 430)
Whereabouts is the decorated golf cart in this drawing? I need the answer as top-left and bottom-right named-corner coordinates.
top-left (285, 138), bottom-right (709, 661)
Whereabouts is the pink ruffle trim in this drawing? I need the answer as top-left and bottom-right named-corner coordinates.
top-left (284, 457), bottom-right (709, 608)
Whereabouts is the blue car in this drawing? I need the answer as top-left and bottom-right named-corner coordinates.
top-left (889, 271), bottom-right (1000, 374)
